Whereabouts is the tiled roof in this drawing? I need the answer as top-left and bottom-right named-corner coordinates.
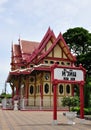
top-left (13, 44), bottom-right (21, 56)
top-left (20, 40), bottom-right (39, 54)
top-left (11, 28), bottom-right (76, 67)
top-left (13, 44), bottom-right (22, 63)
top-left (19, 40), bottom-right (39, 61)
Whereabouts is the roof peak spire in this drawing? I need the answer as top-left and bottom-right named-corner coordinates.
top-left (18, 34), bottom-right (21, 44)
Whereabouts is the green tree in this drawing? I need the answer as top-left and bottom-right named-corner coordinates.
top-left (63, 27), bottom-right (91, 107)
top-left (63, 27), bottom-right (91, 55)
top-left (0, 92), bottom-right (12, 98)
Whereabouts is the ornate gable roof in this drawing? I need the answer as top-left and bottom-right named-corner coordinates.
top-left (27, 27), bottom-right (56, 63)
top-left (36, 32), bottom-right (76, 63)
top-left (11, 28), bottom-right (76, 69)
top-left (7, 28), bottom-right (77, 80)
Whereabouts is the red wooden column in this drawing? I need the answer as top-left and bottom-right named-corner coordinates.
top-left (79, 81), bottom-right (84, 119)
top-left (53, 80), bottom-right (58, 124)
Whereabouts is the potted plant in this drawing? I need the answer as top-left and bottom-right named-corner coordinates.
top-left (61, 96), bottom-right (79, 124)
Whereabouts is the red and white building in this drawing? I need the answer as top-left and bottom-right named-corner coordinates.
top-left (7, 28), bottom-right (85, 116)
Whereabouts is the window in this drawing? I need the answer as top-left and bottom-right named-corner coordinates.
top-left (56, 62), bottom-right (59, 65)
top-left (30, 65), bottom-right (33, 67)
top-left (61, 62), bottom-right (65, 65)
top-left (45, 73), bottom-right (49, 80)
top-left (66, 62), bottom-right (70, 65)
top-left (66, 84), bottom-right (70, 94)
top-left (45, 60), bottom-right (48, 64)
top-left (59, 84), bottom-right (63, 94)
top-left (50, 61), bottom-right (54, 64)
top-left (44, 83), bottom-right (49, 94)
top-left (30, 85), bottom-right (34, 94)
top-left (21, 66), bottom-right (25, 69)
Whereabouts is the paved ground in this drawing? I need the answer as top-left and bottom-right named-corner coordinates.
top-left (0, 109), bottom-right (91, 130)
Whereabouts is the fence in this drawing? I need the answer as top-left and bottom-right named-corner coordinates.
top-left (1, 98), bottom-right (68, 111)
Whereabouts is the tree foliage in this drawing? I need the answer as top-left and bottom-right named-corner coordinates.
top-left (63, 27), bottom-right (91, 107)
top-left (63, 27), bottom-right (91, 74)
top-left (63, 27), bottom-right (91, 56)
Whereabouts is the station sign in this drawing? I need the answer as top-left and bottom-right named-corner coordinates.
top-left (54, 68), bottom-right (84, 82)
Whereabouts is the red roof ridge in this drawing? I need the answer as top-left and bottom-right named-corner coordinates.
top-left (27, 27), bottom-right (56, 63)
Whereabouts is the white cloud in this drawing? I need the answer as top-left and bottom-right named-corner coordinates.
top-left (0, 0), bottom-right (8, 5)
top-left (13, 0), bottom-right (91, 33)
top-left (5, 17), bottom-right (15, 25)
top-left (0, 0), bottom-right (8, 13)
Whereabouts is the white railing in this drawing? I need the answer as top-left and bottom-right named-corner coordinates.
top-left (2, 98), bottom-right (13, 109)
top-left (1, 98), bottom-right (68, 111)
top-left (19, 98), bottom-right (68, 111)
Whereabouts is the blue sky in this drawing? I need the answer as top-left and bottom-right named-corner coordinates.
top-left (0, 0), bottom-right (91, 94)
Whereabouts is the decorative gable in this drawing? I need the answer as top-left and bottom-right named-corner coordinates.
top-left (37, 32), bottom-right (76, 64)
top-left (53, 44), bottom-right (62, 58)
top-left (46, 40), bottom-right (53, 51)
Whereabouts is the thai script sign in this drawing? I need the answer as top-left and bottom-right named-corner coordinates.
top-left (54, 68), bottom-right (84, 81)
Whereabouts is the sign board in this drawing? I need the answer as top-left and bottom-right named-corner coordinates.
top-left (54, 68), bottom-right (84, 82)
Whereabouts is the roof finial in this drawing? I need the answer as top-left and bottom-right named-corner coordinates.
top-left (18, 34), bottom-right (21, 44)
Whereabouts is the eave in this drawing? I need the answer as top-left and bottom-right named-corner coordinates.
top-left (7, 64), bottom-right (51, 82)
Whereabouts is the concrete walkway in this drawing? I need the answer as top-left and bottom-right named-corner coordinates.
top-left (0, 109), bottom-right (91, 130)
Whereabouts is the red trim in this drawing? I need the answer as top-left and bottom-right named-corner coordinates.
top-left (52, 64), bottom-right (86, 72)
top-left (51, 64), bottom-right (85, 84)
top-left (37, 33), bottom-right (76, 63)
top-left (53, 83), bottom-right (57, 121)
top-left (80, 81), bottom-right (84, 118)
top-left (27, 28), bottom-right (56, 64)
top-left (38, 27), bottom-right (56, 49)
top-left (59, 33), bottom-right (76, 61)
top-left (72, 85), bottom-right (74, 96)
top-left (51, 64), bottom-right (86, 119)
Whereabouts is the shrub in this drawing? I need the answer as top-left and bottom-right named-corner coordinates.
top-left (61, 96), bottom-right (79, 111)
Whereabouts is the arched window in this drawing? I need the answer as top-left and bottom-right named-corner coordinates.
top-left (66, 84), bottom-right (70, 94)
top-left (59, 84), bottom-right (63, 94)
top-left (44, 83), bottom-right (49, 94)
top-left (30, 85), bottom-right (34, 94)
